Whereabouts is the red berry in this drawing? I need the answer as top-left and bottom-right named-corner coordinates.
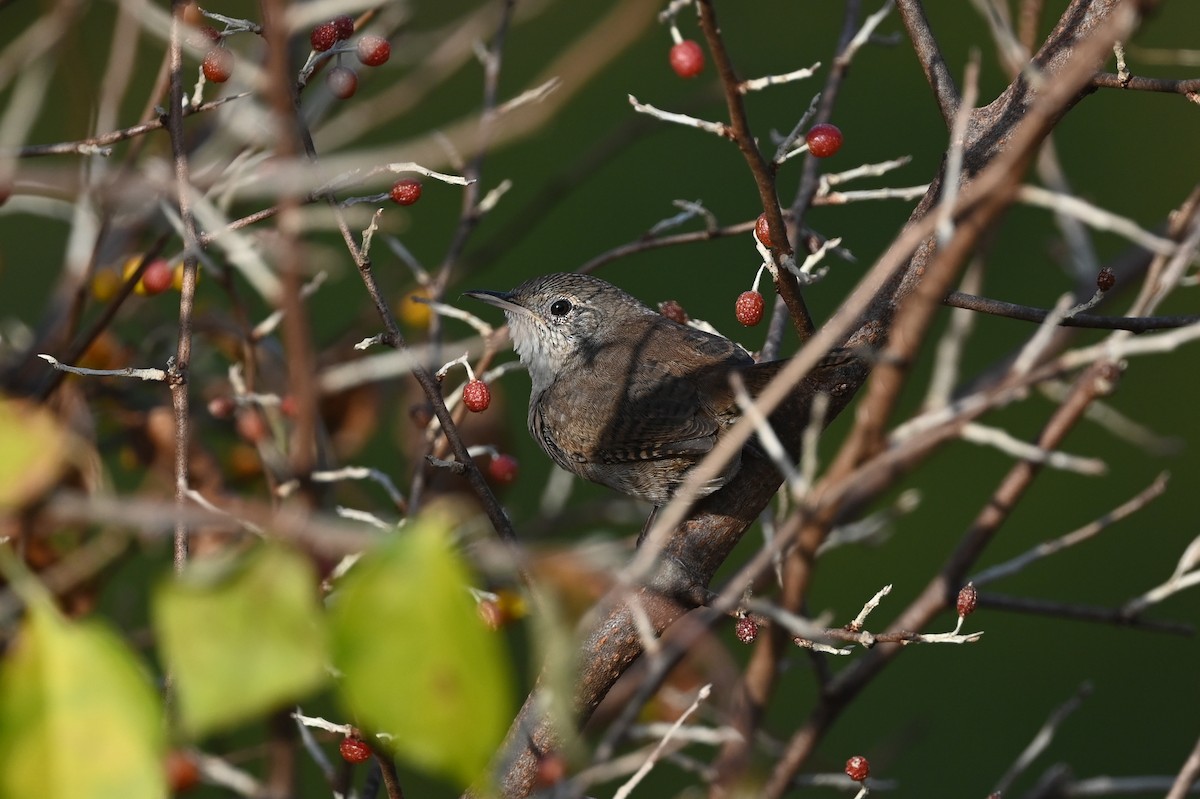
top-left (279, 395), bottom-right (298, 418)
top-left (844, 755), bottom-right (870, 782)
top-left (462, 379), bottom-right (491, 412)
top-left (356, 35), bottom-right (391, 67)
top-left (669, 39), bottom-right (705, 79)
top-left (339, 736), bottom-right (371, 764)
top-left (806, 123), bottom-right (843, 158)
top-left (201, 48), bottom-right (233, 83)
top-left (310, 22), bottom-right (338, 52)
top-left (165, 750), bottom-right (201, 793)
top-left (754, 213), bottom-right (773, 248)
top-left (735, 290), bottom-right (764, 326)
top-left (734, 616), bottom-right (758, 644)
top-left (488, 453), bottom-right (519, 485)
top-left (236, 410), bottom-right (267, 444)
top-left (332, 15), bottom-right (355, 40)
top-left (534, 751), bottom-right (568, 788)
top-left (956, 583), bottom-right (978, 617)
top-left (1097, 267), bottom-right (1116, 292)
top-left (140, 259), bottom-right (173, 295)
top-left (207, 396), bottom-right (235, 419)
top-left (326, 66), bottom-right (358, 99)
top-left (181, 2), bottom-right (204, 27)
top-left (389, 178), bottom-right (422, 205)
top-left (187, 24), bottom-right (220, 49)
top-left (658, 300), bottom-right (688, 325)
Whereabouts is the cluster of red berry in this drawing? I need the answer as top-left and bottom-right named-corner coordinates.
top-left (309, 15), bottom-right (392, 100)
top-left (194, 8), bottom-right (391, 97)
top-left (458, 379), bottom-right (519, 484)
top-left (733, 125), bottom-right (843, 327)
top-left (661, 30), bottom-right (846, 328)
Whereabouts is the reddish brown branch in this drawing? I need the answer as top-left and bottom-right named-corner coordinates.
top-left (695, 0), bottom-right (816, 341)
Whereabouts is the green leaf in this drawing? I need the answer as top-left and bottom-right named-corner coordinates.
top-left (154, 543), bottom-right (328, 739)
top-left (0, 398), bottom-right (68, 511)
top-left (329, 518), bottom-right (513, 788)
top-left (0, 601), bottom-right (165, 799)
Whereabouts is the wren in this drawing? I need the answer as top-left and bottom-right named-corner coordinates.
top-left (466, 273), bottom-right (851, 506)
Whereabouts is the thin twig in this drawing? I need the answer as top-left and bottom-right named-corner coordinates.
top-left (993, 683), bottom-right (1093, 796)
top-left (971, 472), bottom-right (1169, 586)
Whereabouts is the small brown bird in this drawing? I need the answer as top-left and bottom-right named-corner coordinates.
top-left (466, 273), bottom-right (850, 506)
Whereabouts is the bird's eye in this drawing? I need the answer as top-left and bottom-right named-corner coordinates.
top-left (550, 299), bottom-right (572, 317)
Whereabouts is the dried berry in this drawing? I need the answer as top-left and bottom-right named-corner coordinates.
top-left (658, 300), bottom-right (689, 325)
top-left (1097, 267), bottom-right (1116, 292)
top-left (339, 736), bottom-right (371, 764)
top-left (956, 583), bottom-right (978, 618)
top-left (332, 14), bottom-right (355, 40)
top-left (462, 379), bottom-right (491, 412)
top-left (390, 178), bottom-right (422, 205)
top-left (844, 755), bottom-right (870, 782)
top-left (734, 616), bottom-right (759, 644)
top-left (310, 22), bottom-right (338, 52)
top-left (735, 290), bottom-right (765, 326)
top-left (755, 213), bottom-right (773, 247)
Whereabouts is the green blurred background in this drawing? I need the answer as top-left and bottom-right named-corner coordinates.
top-left (1, 0), bottom-right (1197, 795)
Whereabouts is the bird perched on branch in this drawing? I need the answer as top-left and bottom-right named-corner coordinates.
top-left (467, 273), bottom-right (854, 507)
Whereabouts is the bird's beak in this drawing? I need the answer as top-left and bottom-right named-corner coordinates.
top-left (463, 289), bottom-right (528, 316)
